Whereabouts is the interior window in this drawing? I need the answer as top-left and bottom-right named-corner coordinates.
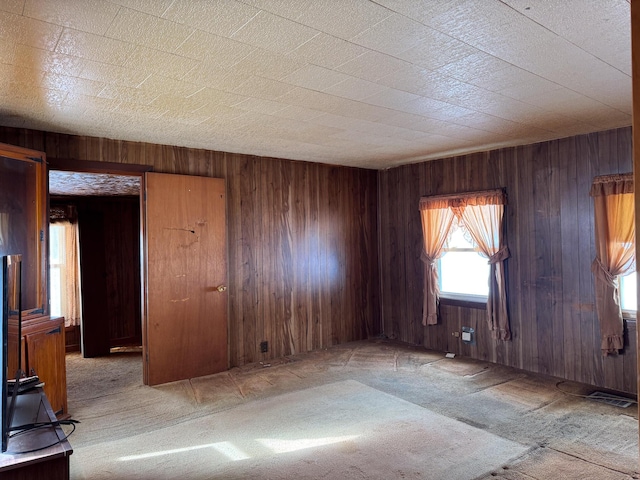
top-left (438, 221), bottom-right (489, 299)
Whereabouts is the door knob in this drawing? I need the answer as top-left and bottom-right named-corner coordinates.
top-left (216, 285), bottom-right (227, 292)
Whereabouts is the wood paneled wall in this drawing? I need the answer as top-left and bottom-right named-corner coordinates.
top-left (379, 127), bottom-right (637, 394)
top-left (0, 127), bottom-right (380, 367)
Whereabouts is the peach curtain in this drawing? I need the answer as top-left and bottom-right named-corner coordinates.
top-left (590, 173), bottom-right (635, 355)
top-left (419, 198), bottom-right (455, 325)
top-left (419, 190), bottom-right (510, 339)
top-left (457, 198), bottom-right (510, 340)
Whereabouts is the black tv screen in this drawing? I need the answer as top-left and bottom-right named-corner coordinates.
top-left (2, 254), bottom-right (21, 453)
top-left (1, 256), bottom-right (5, 452)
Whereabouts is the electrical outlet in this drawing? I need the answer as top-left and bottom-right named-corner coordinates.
top-left (461, 326), bottom-right (475, 344)
top-left (260, 341), bottom-right (268, 353)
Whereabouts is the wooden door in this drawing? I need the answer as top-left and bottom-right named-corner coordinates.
top-left (144, 173), bottom-right (228, 386)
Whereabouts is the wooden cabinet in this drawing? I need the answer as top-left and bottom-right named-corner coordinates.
top-left (22, 316), bottom-right (67, 417)
top-left (0, 143), bottom-right (48, 316)
top-left (0, 142), bottom-right (67, 417)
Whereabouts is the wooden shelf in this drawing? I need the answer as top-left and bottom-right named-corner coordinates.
top-left (0, 388), bottom-right (72, 480)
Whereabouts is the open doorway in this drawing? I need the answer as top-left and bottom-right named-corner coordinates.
top-left (49, 170), bottom-right (143, 361)
top-left (49, 163), bottom-right (229, 389)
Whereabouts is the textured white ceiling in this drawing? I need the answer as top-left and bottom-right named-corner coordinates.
top-left (0, 0), bottom-right (632, 169)
top-left (49, 170), bottom-right (140, 196)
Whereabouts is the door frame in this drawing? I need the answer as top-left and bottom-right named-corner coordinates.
top-left (47, 158), bottom-right (152, 380)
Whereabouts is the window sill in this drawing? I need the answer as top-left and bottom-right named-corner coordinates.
top-left (622, 310), bottom-right (636, 322)
top-left (439, 293), bottom-right (487, 310)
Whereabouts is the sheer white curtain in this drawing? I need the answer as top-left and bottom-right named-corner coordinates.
top-left (457, 197), bottom-right (510, 340)
top-left (50, 207), bottom-right (82, 327)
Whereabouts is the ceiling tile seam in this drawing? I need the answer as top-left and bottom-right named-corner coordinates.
top-left (99, 4), bottom-right (122, 37)
top-left (286, 32), bottom-right (323, 57)
top-left (367, 61), bottom-right (624, 130)
top-left (235, 0), bottom-right (395, 46)
top-left (191, 11), bottom-right (447, 89)
top-left (309, 113), bottom-right (466, 143)
top-left (226, 2), bottom-right (416, 68)
top-left (12, 8), bottom-right (105, 42)
top-left (421, 113), bottom-right (540, 139)
top-left (322, 56), bottom-right (534, 124)
top-left (176, 59), bottom-right (203, 84)
top-left (113, 91), bottom-right (162, 108)
top-left (497, 0), bottom-right (631, 78)
top-left (352, 3), bottom-right (627, 109)
top-left (134, 73), bottom-right (153, 90)
top-left (159, 0), bottom-right (178, 19)
top-left (185, 86), bottom-right (208, 99)
top-left (441, 43), bottom-right (624, 107)
top-left (228, 9), bottom-right (262, 39)
top-left (173, 26), bottom-right (199, 57)
top-left (175, 33), bottom-right (261, 80)
top-left (49, 22), bottom-right (64, 54)
top-left (304, 115), bottom-right (405, 139)
top-left (53, 26), bottom-right (128, 67)
top-left (22, 39), bottom-right (129, 89)
top-left (344, 14), bottom-right (396, 43)
top-left (81, 62), bottom-right (554, 140)
top-left (346, 1), bottom-right (484, 65)
top-left (97, 11), bottom-right (201, 62)
top-left (514, 91), bottom-right (632, 121)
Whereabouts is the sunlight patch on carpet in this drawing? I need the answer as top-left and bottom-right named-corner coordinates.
top-left (256, 435), bottom-right (360, 454)
top-left (72, 380), bottom-right (528, 480)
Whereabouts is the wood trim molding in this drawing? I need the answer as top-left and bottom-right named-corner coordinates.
top-left (439, 294), bottom-right (487, 310)
top-left (47, 157), bottom-right (152, 174)
top-left (631, 0), bottom-right (640, 457)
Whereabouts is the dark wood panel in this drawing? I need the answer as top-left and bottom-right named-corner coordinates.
top-left (77, 210), bottom-right (110, 357)
top-left (558, 136), bottom-right (582, 384)
top-left (0, 127), bottom-right (380, 370)
top-left (64, 325), bottom-right (80, 352)
top-left (379, 126), bottom-right (636, 394)
top-left (4, 124), bottom-right (634, 395)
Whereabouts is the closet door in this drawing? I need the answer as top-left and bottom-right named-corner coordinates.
top-left (144, 173), bottom-right (228, 386)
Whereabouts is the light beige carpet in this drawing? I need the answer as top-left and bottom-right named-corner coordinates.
top-left (71, 379), bottom-right (528, 480)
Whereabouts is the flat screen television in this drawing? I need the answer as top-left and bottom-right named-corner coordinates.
top-left (2, 254), bottom-right (21, 452)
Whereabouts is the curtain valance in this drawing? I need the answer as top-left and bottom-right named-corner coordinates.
top-left (590, 173), bottom-right (633, 197)
top-left (50, 204), bottom-right (78, 223)
top-left (419, 189), bottom-right (506, 211)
